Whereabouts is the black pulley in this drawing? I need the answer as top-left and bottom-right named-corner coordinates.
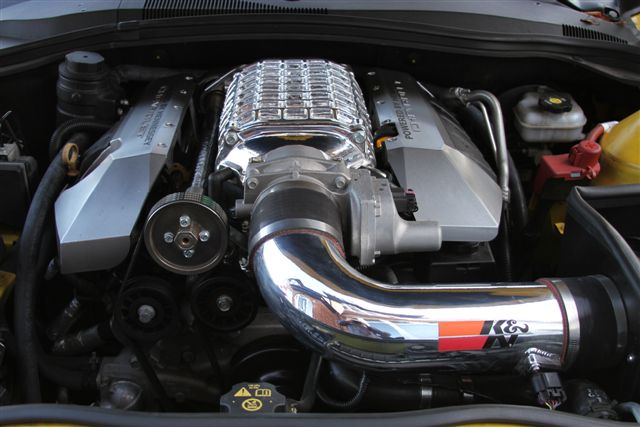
top-left (191, 277), bottom-right (257, 332)
top-left (114, 277), bottom-right (179, 342)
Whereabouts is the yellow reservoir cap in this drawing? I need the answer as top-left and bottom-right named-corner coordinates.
top-left (595, 110), bottom-right (640, 186)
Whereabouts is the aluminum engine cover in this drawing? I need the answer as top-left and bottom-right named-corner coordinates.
top-left (365, 69), bottom-right (502, 242)
top-left (55, 75), bottom-right (195, 273)
top-left (216, 59), bottom-right (375, 179)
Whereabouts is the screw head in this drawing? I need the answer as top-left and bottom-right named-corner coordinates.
top-left (225, 132), bottom-right (238, 146)
top-left (137, 304), bottom-right (156, 324)
top-left (334, 176), bottom-right (347, 189)
top-left (247, 178), bottom-right (259, 190)
top-left (163, 232), bottom-right (174, 243)
top-left (199, 230), bottom-right (210, 242)
top-left (216, 295), bottom-right (233, 312)
top-left (353, 131), bottom-right (366, 144)
top-left (179, 215), bottom-right (191, 227)
top-left (183, 249), bottom-right (195, 259)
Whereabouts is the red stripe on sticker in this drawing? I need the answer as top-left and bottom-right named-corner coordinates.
top-left (438, 336), bottom-right (488, 352)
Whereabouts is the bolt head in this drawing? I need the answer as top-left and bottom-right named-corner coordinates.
top-left (224, 132), bottom-right (238, 146)
top-left (247, 178), bottom-right (259, 190)
top-left (183, 249), bottom-right (195, 259)
top-left (179, 215), bottom-right (191, 227)
top-left (137, 304), bottom-right (156, 324)
top-left (353, 131), bottom-right (366, 144)
top-left (163, 232), bottom-right (174, 243)
top-left (334, 176), bottom-right (347, 189)
top-left (216, 295), bottom-right (233, 312)
top-left (199, 230), bottom-right (210, 242)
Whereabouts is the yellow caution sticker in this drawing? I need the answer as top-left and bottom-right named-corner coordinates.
top-left (221, 382), bottom-right (286, 413)
top-left (234, 387), bottom-right (251, 397)
top-left (241, 398), bottom-right (263, 412)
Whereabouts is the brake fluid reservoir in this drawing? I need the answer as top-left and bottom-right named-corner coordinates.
top-left (594, 110), bottom-right (640, 186)
top-left (514, 89), bottom-right (586, 143)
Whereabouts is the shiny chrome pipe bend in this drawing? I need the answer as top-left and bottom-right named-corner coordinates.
top-left (249, 185), bottom-right (626, 372)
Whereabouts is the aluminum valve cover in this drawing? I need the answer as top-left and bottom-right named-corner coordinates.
top-left (216, 59), bottom-right (375, 178)
top-left (366, 69), bottom-right (502, 242)
top-left (55, 75), bottom-right (195, 273)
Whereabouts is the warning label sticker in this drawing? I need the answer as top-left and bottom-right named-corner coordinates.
top-left (241, 398), bottom-right (263, 412)
top-left (221, 382), bottom-right (286, 414)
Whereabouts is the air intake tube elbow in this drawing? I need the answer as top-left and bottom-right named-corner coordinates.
top-left (249, 182), bottom-right (626, 372)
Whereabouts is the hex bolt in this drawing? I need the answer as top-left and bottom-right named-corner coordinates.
top-left (137, 305), bottom-right (156, 324)
top-left (225, 132), bottom-right (238, 146)
top-left (354, 131), bottom-right (366, 144)
top-left (163, 232), bottom-right (175, 243)
top-left (183, 249), bottom-right (195, 259)
top-left (179, 215), bottom-right (191, 227)
top-left (199, 230), bottom-right (210, 242)
top-left (216, 295), bottom-right (233, 312)
top-left (247, 178), bottom-right (259, 190)
top-left (334, 176), bottom-right (347, 189)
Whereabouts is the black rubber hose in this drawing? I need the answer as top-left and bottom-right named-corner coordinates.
top-left (207, 168), bottom-right (235, 201)
top-left (14, 132), bottom-right (94, 403)
top-left (48, 119), bottom-right (111, 160)
top-left (507, 152), bottom-right (529, 234)
top-left (497, 206), bottom-right (514, 282)
top-left (0, 403), bottom-right (627, 427)
top-left (293, 353), bottom-right (323, 412)
top-left (317, 370), bottom-right (369, 410)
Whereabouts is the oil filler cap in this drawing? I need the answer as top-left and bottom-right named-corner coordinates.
top-left (220, 382), bottom-right (287, 413)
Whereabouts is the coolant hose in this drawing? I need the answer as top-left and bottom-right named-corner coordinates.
top-left (14, 132), bottom-right (99, 402)
top-left (48, 119), bottom-right (111, 160)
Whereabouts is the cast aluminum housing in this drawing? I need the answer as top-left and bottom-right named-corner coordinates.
top-left (55, 75), bottom-right (195, 273)
top-left (216, 59), bottom-right (375, 178)
top-left (365, 69), bottom-right (502, 242)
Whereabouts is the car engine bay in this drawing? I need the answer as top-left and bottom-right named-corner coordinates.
top-left (1, 45), bottom-right (639, 422)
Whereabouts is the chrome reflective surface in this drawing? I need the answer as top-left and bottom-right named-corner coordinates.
top-left (216, 59), bottom-right (374, 179)
top-left (253, 232), bottom-right (570, 371)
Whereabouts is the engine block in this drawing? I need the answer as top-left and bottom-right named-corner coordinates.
top-left (216, 59), bottom-right (375, 178)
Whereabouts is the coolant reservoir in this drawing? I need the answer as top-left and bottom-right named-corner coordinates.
top-left (594, 110), bottom-right (640, 186)
top-left (514, 89), bottom-right (586, 143)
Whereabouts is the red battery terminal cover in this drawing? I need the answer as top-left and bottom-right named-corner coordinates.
top-left (532, 125), bottom-right (604, 194)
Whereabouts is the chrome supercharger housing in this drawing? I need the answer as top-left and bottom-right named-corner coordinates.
top-left (215, 59), bottom-right (376, 179)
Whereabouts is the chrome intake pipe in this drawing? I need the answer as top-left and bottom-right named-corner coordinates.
top-left (249, 183), bottom-right (626, 372)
